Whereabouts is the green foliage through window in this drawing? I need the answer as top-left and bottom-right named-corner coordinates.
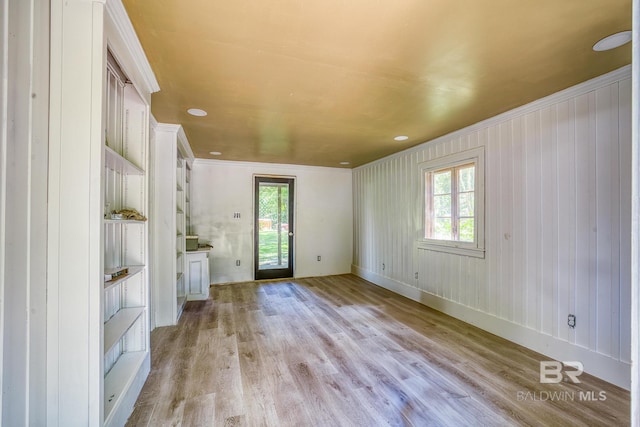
top-left (426, 162), bottom-right (476, 242)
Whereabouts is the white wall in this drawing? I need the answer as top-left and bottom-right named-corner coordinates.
top-left (353, 66), bottom-right (632, 389)
top-left (191, 160), bottom-right (353, 283)
top-left (0, 0), bottom-right (49, 424)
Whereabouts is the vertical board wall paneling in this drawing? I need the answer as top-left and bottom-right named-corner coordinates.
top-left (619, 77), bottom-right (632, 363)
top-left (587, 91), bottom-right (599, 352)
top-left (487, 125), bottom-right (499, 317)
top-left (511, 116), bottom-right (525, 327)
top-left (595, 85), bottom-right (615, 357)
top-left (523, 112), bottom-right (539, 330)
top-left (352, 71), bottom-right (632, 388)
top-left (574, 92), bottom-right (592, 349)
top-left (500, 121), bottom-right (514, 322)
top-left (556, 99), bottom-right (573, 344)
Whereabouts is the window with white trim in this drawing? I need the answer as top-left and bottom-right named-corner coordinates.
top-left (419, 147), bottom-right (485, 258)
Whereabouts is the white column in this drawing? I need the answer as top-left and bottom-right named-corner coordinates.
top-left (48, 0), bottom-right (106, 425)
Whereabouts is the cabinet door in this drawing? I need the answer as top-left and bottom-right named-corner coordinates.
top-left (186, 252), bottom-right (210, 300)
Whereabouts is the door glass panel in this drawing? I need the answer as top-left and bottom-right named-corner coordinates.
top-left (258, 182), bottom-right (289, 270)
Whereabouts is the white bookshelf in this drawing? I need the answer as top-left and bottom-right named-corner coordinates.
top-left (151, 123), bottom-right (194, 326)
top-left (102, 53), bottom-right (150, 426)
top-left (176, 154), bottom-right (187, 318)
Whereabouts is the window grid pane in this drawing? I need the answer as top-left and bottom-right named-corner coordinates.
top-left (433, 170), bottom-right (452, 195)
top-left (426, 163), bottom-right (476, 243)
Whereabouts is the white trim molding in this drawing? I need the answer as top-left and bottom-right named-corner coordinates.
top-left (105, 0), bottom-right (159, 95)
top-left (417, 146), bottom-right (486, 258)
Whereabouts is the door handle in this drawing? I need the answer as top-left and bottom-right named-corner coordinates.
top-left (288, 232), bottom-right (294, 237)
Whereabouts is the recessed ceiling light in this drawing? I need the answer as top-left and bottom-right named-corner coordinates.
top-left (593, 31), bottom-right (632, 51)
top-left (209, 151), bottom-right (222, 156)
top-left (187, 108), bottom-right (208, 117)
top-left (340, 161), bottom-right (350, 165)
top-left (394, 135), bottom-right (409, 141)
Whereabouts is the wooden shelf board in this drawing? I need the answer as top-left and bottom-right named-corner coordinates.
top-left (104, 351), bottom-right (147, 425)
top-left (104, 219), bottom-right (146, 225)
top-left (104, 307), bottom-right (145, 355)
top-left (104, 265), bottom-right (144, 291)
top-left (105, 146), bottom-right (144, 175)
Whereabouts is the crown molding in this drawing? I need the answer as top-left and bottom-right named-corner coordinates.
top-left (176, 126), bottom-right (195, 166)
top-left (105, 0), bottom-right (159, 94)
top-left (193, 158), bottom-right (353, 173)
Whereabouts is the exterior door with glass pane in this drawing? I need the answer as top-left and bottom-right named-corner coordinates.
top-left (254, 177), bottom-right (294, 280)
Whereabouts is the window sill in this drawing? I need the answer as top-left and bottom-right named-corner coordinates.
top-left (415, 240), bottom-right (485, 259)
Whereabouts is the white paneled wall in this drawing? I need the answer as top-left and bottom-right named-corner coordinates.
top-left (353, 66), bottom-right (632, 388)
top-left (1, 0), bottom-right (49, 424)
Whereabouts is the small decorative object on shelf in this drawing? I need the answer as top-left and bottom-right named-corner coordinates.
top-left (113, 208), bottom-right (147, 221)
top-left (104, 267), bottom-right (129, 282)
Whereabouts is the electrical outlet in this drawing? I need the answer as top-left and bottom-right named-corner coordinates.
top-left (236, 259), bottom-right (241, 266)
top-left (382, 263), bottom-right (385, 271)
top-left (317, 255), bottom-right (321, 261)
top-left (568, 314), bottom-right (576, 328)
top-left (415, 272), bottom-right (419, 280)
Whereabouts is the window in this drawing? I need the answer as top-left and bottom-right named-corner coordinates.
top-left (418, 147), bottom-right (485, 257)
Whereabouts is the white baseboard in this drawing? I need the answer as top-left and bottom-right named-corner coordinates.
top-left (352, 265), bottom-right (630, 390)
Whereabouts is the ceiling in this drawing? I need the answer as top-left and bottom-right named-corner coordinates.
top-left (122, 0), bottom-right (631, 168)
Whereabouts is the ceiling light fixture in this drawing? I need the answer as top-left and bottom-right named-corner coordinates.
top-left (187, 108), bottom-right (208, 117)
top-left (394, 135), bottom-right (409, 141)
top-left (340, 161), bottom-right (350, 165)
top-left (209, 151), bottom-right (222, 156)
top-left (593, 31), bottom-right (632, 51)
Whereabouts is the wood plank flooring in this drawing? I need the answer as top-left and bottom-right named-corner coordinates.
top-left (126, 274), bottom-right (630, 426)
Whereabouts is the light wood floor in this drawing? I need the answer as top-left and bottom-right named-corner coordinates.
top-left (126, 274), bottom-right (629, 426)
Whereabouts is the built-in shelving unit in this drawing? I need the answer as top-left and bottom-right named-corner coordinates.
top-left (46, 0), bottom-right (159, 424)
top-left (151, 123), bottom-right (194, 327)
top-left (102, 53), bottom-right (150, 427)
top-left (176, 153), bottom-right (187, 318)
top-left (185, 163), bottom-right (192, 235)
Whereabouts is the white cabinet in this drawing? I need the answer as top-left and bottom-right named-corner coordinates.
top-left (151, 123), bottom-right (194, 326)
top-left (103, 56), bottom-right (150, 427)
top-left (185, 250), bottom-right (211, 300)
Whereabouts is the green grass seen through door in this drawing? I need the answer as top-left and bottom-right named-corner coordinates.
top-left (259, 230), bottom-right (289, 265)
